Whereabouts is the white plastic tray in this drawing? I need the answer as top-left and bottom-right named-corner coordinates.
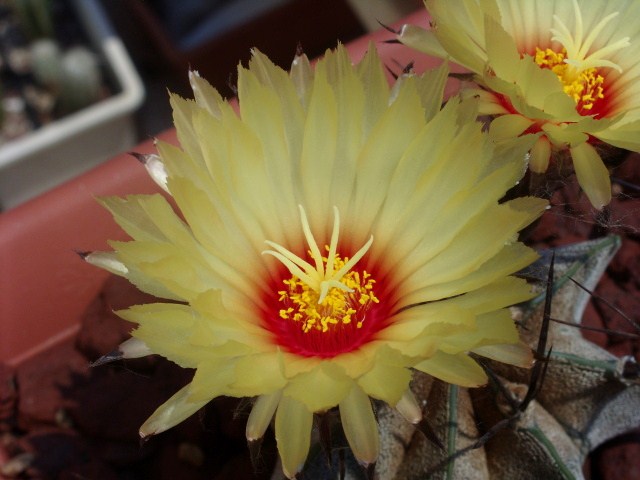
top-left (0, 0), bottom-right (145, 210)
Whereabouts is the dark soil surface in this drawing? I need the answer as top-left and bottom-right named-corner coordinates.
top-left (0, 154), bottom-right (638, 479)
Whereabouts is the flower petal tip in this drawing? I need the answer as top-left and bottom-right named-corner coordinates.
top-left (247, 438), bottom-right (263, 473)
top-left (74, 249), bottom-right (91, 261)
top-left (128, 151), bottom-right (148, 164)
top-left (364, 461), bottom-right (377, 480)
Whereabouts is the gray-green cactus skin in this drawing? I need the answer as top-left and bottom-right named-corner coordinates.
top-left (58, 46), bottom-right (101, 112)
top-left (295, 236), bottom-right (639, 480)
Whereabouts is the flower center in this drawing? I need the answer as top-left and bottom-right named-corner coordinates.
top-left (537, 0), bottom-right (629, 115)
top-left (261, 206), bottom-right (388, 357)
top-left (278, 248), bottom-right (379, 334)
top-left (534, 47), bottom-right (604, 111)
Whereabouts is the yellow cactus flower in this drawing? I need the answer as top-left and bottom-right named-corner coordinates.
top-left (86, 45), bottom-right (546, 478)
top-left (399, 0), bottom-right (640, 209)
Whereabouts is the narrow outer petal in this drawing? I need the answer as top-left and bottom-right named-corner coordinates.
top-left (570, 142), bottom-right (612, 208)
top-left (472, 342), bottom-right (533, 368)
top-left (356, 346), bottom-right (412, 406)
top-left (118, 337), bottom-right (152, 359)
top-left (275, 395), bottom-right (313, 478)
top-left (489, 114), bottom-right (535, 141)
top-left (397, 24), bottom-right (448, 58)
top-left (529, 135), bottom-right (551, 173)
top-left (283, 362), bottom-right (352, 412)
top-left (395, 389), bottom-right (422, 424)
top-left (339, 384), bottom-right (380, 466)
top-left (231, 352), bottom-right (286, 396)
top-left (246, 391), bottom-right (282, 441)
top-left (140, 385), bottom-right (211, 438)
top-left (84, 251), bottom-right (127, 276)
top-left (414, 351), bottom-right (488, 387)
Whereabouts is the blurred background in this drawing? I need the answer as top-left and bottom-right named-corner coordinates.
top-left (102, 0), bottom-right (422, 136)
top-left (0, 0), bottom-right (421, 209)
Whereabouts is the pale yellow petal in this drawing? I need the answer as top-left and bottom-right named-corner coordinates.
top-left (395, 389), bottom-right (422, 424)
top-left (401, 198), bottom-right (546, 288)
top-left (329, 342), bottom-right (380, 378)
top-left (402, 242), bottom-right (538, 305)
top-left (382, 303), bottom-right (473, 342)
top-left (593, 118), bottom-right (640, 151)
top-left (275, 395), bottom-right (313, 478)
top-left (230, 352), bottom-right (286, 397)
top-left (284, 362), bottom-right (352, 412)
top-left (485, 14), bottom-right (521, 80)
top-left (415, 62), bottom-right (449, 122)
top-left (350, 75), bottom-right (426, 231)
top-left (246, 391), bottom-right (282, 441)
top-left (289, 52), bottom-right (313, 106)
top-left (529, 134), bottom-right (551, 173)
top-left (155, 178), bottom-right (270, 298)
top-left (424, 0), bottom-right (489, 73)
top-left (489, 114), bottom-right (535, 142)
top-left (118, 303), bottom-right (222, 368)
top-left (156, 140), bottom-right (208, 190)
top-left (168, 94), bottom-right (205, 168)
top-left (373, 101), bottom-right (496, 267)
top-left (88, 249), bottom-right (179, 300)
top-left (236, 63), bottom-right (298, 213)
top-left (188, 70), bottom-right (224, 118)
top-left (461, 88), bottom-right (510, 115)
top-left (397, 23), bottom-right (448, 58)
top-left (355, 43), bottom-right (390, 137)
top-left (414, 351), bottom-right (488, 387)
top-left (570, 142), bottom-right (612, 209)
top-left (472, 342), bottom-right (534, 368)
top-left (140, 385), bottom-right (211, 438)
top-left (280, 353), bottom-right (322, 378)
top-left (356, 346), bottom-right (412, 406)
top-left (438, 309), bottom-right (521, 354)
top-left (431, 276), bottom-right (534, 316)
top-left (98, 195), bottom-right (172, 243)
top-left (187, 359), bottom-right (237, 402)
top-left (339, 383), bottom-right (379, 466)
top-left (322, 45), bottom-right (366, 216)
top-left (384, 308), bottom-right (478, 359)
top-left (248, 49), bottom-right (306, 179)
top-left (541, 122), bottom-right (588, 146)
top-left (298, 63), bottom-right (339, 225)
top-left (111, 240), bottom-right (240, 303)
top-left (84, 250), bottom-right (127, 276)
top-left (191, 289), bottom-right (270, 340)
top-left (118, 337), bottom-right (153, 359)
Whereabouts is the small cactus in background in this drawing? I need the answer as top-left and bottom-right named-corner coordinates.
top-left (29, 38), bottom-right (62, 87)
top-left (0, 0), bottom-right (108, 143)
top-left (59, 46), bottom-right (101, 112)
top-left (30, 40), bottom-right (102, 114)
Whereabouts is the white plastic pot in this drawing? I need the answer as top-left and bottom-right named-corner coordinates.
top-left (0, 0), bottom-right (145, 210)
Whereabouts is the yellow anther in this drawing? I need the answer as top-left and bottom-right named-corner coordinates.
top-left (278, 256), bottom-right (378, 334)
top-left (534, 47), bottom-right (605, 110)
top-left (264, 206), bottom-right (378, 335)
top-left (536, 0), bottom-right (630, 113)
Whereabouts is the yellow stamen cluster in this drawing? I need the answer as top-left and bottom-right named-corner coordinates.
top-left (264, 205), bottom-right (377, 336)
top-left (535, 47), bottom-right (604, 110)
top-left (278, 249), bottom-right (379, 333)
